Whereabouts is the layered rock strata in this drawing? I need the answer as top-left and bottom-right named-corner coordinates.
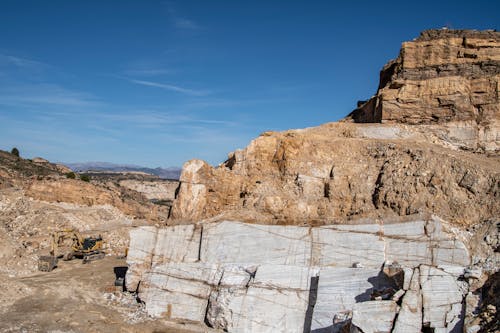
top-left (126, 216), bottom-right (474, 332)
top-left (349, 29), bottom-right (500, 151)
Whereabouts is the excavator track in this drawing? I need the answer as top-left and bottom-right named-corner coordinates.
top-left (82, 251), bottom-right (105, 264)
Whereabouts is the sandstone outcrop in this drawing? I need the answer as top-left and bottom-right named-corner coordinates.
top-left (349, 29), bottom-right (500, 152)
top-left (170, 124), bottom-right (499, 226)
top-left (170, 29), bottom-right (499, 227)
top-left (126, 216), bottom-right (475, 332)
top-left (26, 179), bottom-right (169, 222)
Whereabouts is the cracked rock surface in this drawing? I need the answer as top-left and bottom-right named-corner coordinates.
top-left (127, 216), bottom-right (482, 332)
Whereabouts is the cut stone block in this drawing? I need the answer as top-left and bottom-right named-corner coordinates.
top-left (126, 226), bottom-right (158, 291)
top-left (200, 221), bottom-right (312, 266)
top-left (312, 229), bottom-right (385, 268)
top-left (311, 268), bottom-right (382, 331)
top-left (383, 220), bottom-right (427, 240)
top-left (215, 286), bottom-right (310, 333)
top-left (207, 264), bottom-right (316, 333)
top-left (432, 240), bottom-right (470, 267)
top-left (139, 262), bottom-right (221, 322)
top-left (151, 224), bottom-right (201, 266)
top-left (351, 300), bottom-right (399, 333)
top-left (385, 238), bottom-right (432, 267)
top-left (251, 264), bottom-right (317, 290)
top-left (420, 265), bottom-right (465, 332)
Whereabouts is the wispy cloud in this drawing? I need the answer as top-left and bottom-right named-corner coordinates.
top-left (0, 83), bottom-right (102, 108)
top-left (98, 110), bottom-right (235, 128)
top-left (0, 54), bottom-right (47, 69)
top-left (124, 68), bottom-right (172, 76)
top-left (127, 78), bottom-right (211, 96)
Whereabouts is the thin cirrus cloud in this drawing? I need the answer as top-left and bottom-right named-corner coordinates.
top-left (123, 68), bottom-right (172, 76)
top-left (98, 110), bottom-right (235, 128)
top-left (127, 78), bottom-right (211, 96)
top-left (0, 83), bottom-right (102, 108)
top-left (0, 54), bottom-right (47, 70)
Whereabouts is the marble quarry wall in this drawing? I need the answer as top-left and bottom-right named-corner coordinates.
top-left (126, 216), bottom-right (478, 333)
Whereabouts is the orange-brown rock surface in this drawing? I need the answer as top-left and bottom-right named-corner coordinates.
top-left (25, 179), bottom-right (168, 222)
top-left (170, 123), bottom-right (499, 226)
top-left (349, 29), bottom-right (499, 152)
top-left (170, 29), bottom-right (500, 227)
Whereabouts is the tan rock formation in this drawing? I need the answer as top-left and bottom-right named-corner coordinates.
top-left (25, 179), bottom-right (168, 223)
top-left (170, 29), bottom-right (499, 227)
top-left (170, 122), bottom-right (499, 226)
top-left (349, 29), bottom-right (500, 152)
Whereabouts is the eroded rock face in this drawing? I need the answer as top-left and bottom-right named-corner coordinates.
top-left (118, 179), bottom-right (178, 202)
top-left (26, 179), bottom-right (168, 222)
top-left (349, 29), bottom-right (500, 152)
top-left (126, 216), bottom-right (476, 332)
top-left (170, 126), bottom-right (499, 226)
top-left (169, 30), bottom-right (499, 226)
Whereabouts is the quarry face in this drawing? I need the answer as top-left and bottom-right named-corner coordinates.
top-left (131, 29), bottom-right (500, 333)
top-left (0, 29), bottom-right (499, 333)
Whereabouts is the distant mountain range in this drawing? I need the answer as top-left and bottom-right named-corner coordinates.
top-left (63, 162), bottom-right (182, 180)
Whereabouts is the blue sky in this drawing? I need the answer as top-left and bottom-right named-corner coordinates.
top-left (1, 1), bottom-right (499, 167)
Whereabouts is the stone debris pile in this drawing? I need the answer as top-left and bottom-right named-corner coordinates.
top-left (126, 216), bottom-right (479, 332)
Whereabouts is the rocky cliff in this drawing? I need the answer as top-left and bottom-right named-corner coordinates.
top-left (128, 29), bottom-right (500, 333)
top-left (349, 29), bottom-right (499, 152)
top-left (170, 123), bottom-right (499, 226)
top-left (169, 29), bottom-right (499, 227)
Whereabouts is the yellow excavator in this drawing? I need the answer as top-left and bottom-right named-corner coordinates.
top-left (38, 229), bottom-right (105, 272)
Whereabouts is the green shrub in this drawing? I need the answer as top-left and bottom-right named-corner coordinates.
top-left (65, 172), bottom-right (76, 179)
top-left (80, 174), bottom-right (90, 182)
top-left (10, 147), bottom-right (19, 157)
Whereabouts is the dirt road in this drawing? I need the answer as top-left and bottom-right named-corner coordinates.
top-left (0, 256), bottom-right (213, 333)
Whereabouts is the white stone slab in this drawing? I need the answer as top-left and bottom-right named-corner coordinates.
top-left (200, 221), bottom-right (312, 266)
top-left (219, 264), bottom-right (256, 287)
top-left (420, 265), bottom-right (465, 332)
top-left (139, 262), bottom-right (222, 322)
top-left (312, 229), bottom-right (385, 268)
top-left (311, 268), bottom-right (381, 331)
top-left (351, 300), bottom-right (399, 333)
top-left (210, 286), bottom-right (309, 333)
top-left (142, 287), bottom-right (208, 321)
top-left (403, 267), bottom-right (414, 290)
top-left (385, 238), bottom-right (432, 267)
top-left (251, 264), bottom-right (317, 290)
top-left (432, 240), bottom-right (470, 267)
top-left (126, 226), bottom-right (158, 291)
top-left (152, 224), bottom-right (201, 266)
top-left (383, 220), bottom-right (427, 239)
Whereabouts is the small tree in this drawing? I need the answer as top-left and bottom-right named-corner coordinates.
top-left (65, 172), bottom-right (76, 179)
top-left (80, 174), bottom-right (90, 182)
top-left (10, 147), bottom-right (19, 157)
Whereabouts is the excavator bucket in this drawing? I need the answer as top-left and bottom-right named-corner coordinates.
top-left (38, 255), bottom-right (58, 272)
